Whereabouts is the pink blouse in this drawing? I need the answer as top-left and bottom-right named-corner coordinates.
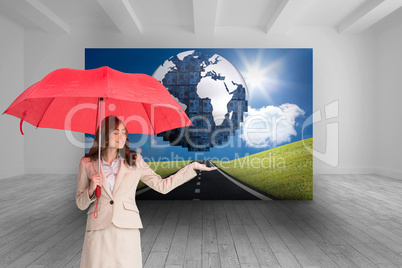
top-left (101, 154), bottom-right (121, 193)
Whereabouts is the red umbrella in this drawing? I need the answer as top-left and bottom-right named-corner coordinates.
top-left (3, 66), bottom-right (193, 216)
top-left (3, 66), bottom-right (191, 135)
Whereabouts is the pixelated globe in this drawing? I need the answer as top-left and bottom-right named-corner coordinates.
top-left (152, 50), bottom-right (248, 151)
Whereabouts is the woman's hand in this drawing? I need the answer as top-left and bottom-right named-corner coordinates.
top-left (88, 173), bottom-right (102, 197)
top-left (191, 162), bottom-right (218, 171)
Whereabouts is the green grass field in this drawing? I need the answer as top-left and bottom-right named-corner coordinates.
top-left (211, 138), bottom-right (313, 200)
top-left (136, 160), bottom-right (193, 189)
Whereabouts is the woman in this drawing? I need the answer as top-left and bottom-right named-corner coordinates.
top-left (76, 115), bottom-right (217, 267)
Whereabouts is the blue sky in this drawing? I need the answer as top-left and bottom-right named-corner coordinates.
top-left (85, 48), bottom-right (312, 161)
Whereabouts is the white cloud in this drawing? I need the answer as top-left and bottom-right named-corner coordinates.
top-left (240, 104), bottom-right (305, 148)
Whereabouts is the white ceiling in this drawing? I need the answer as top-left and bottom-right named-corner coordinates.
top-left (0, 0), bottom-right (401, 35)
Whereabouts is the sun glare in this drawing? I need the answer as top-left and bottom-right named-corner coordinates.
top-left (238, 50), bottom-right (282, 103)
top-left (243, 66), bottom-right (269, 91)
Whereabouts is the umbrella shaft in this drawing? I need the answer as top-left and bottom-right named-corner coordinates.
top-left (98, 98), bottom-right (103, 173)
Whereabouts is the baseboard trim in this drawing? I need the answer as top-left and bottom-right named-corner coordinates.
top-left (314, 167), bottom-right (402, 180)
top-left (373, 167), bottom-right (402, 180)
top-left (4, 166), bottom-right (401, 181)
top-left (314, 167), bottom-right (376, 174)
top-left (24, 167), bottom-right (77, 174)
top-left (0, 167), bottom-right (24, 180)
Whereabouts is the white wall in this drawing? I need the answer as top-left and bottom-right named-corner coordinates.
top-left (0, 11), bottom-right (384, 177)
top-left (0, 15), bottom-right (24, 179)
top-left (372, 8), bottom-right (402, 180)
top-left (17, 26), bottom-right (377, 175)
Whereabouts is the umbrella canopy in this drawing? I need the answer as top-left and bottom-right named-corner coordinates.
top-left (3, 66), bottom-right (192, 135)
top-left (3, 66), bottom-right (194, 219)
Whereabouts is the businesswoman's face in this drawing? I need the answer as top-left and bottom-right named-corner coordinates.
top-left (108, 123), bottom-right (127, 150)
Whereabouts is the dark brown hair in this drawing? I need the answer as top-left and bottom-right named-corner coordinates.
top-left (85, 115), bottom-right (137, 167)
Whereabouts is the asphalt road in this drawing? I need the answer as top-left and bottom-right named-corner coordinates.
top-left (136, 160), bottom-right (276, 200)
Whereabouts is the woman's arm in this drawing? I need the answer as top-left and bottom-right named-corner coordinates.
top-left (138, 153), bottom-right (198, 194)
top-left (75, 157), bottom-right (96, 210)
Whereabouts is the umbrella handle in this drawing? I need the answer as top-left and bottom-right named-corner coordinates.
top-left (20, 111), bottom-right (26, 135)
top-left (94, 186), bottom-right (101, 218)
top-left (20, 118), bottom-right (24, 135)
top-left (96, 185), bottom-right (101, 198)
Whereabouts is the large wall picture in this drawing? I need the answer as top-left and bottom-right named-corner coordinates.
top-left (85, 48), bottom-right (313, 200)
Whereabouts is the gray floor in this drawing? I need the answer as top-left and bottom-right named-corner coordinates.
top-left (0, 173), bottom-right (402, 267)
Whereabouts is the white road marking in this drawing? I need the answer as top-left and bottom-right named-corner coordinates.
top-left (195, 189), bottom-right (200, 193)
top-left (197, 182), bottom-right (201, 185)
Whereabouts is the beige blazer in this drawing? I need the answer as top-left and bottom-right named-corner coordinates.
top-left (75, 153), bottom-right (197, 231)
